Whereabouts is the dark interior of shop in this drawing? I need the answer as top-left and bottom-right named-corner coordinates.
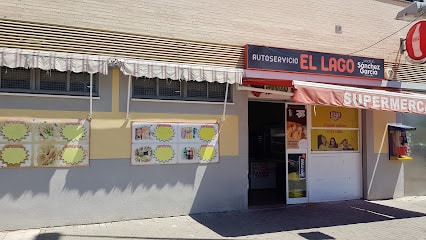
top-left (248, 101), bottom-right (286, 206)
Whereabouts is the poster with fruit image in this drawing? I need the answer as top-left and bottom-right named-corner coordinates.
top-left (0, 118), bottom-right (90, 168)
top-left (131, 122), bottom-right (219, 165)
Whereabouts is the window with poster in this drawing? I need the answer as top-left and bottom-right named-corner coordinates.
top-left (311, 106), bottom-right (359, 152)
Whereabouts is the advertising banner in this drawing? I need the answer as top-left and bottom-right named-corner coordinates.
top-left (0, 118), bottom-right (90, 168)
top-left (311, 106), bottom-right (359, 128)
top-left (131, 122), bottom-right (219, 165)
top-left (293, 81), bottom-right (426, 115)
top-left (286, 105), bottom-right (307, 149)
top-left (288, 153), bottom-right (307, 198)
top-left (246, 45), bottom-right (384, 79)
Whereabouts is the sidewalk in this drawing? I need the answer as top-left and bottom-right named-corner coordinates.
top-left (1, 196), bottom-right (426, 240)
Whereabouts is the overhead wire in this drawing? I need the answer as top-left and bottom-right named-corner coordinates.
top-left (348, 12), bottom-right (425, 55)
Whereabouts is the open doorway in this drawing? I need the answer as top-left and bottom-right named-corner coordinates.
top-left (248, 101), bottom-right (286, 206)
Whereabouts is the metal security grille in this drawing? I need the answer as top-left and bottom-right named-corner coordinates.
top-left (39, 70), bottom-right (68, 91)
top-left (208, 82), bottom-right (231, 101)
top-left (0, 67), bottom-right (31, 90)
top-left (187, 81), bottom-right (208, 99)
top-left (0, 67), bottom-right (98, 96)
top-left (70, 72), bottom-right (98, 94)
top-left (159, 79), bottom-right (181, 98)
top-left (133, 77), bottom-right (157, 97)
top-left (132, 77), bottom-right (232, 102)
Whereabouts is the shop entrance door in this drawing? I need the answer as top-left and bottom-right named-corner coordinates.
top-left (248, 101), bottom-right (286, 206)
top-left (285, 103), bottom-right (309, 204)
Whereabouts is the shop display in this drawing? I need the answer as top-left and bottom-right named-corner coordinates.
top-left (0, 118), bottom-right (90, 168)
top-left (131, 122), bottom-right (219, 165)
top-left (311, 106), bottom-right (359, 151)
top-left (286, 105), bottom-right (307, 149)
top-left (288, 153), bottom-right (307, 198)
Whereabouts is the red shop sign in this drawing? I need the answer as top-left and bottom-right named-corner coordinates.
top-left (405, 20), bottom-right (426, 63)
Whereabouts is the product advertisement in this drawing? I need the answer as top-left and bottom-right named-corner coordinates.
top-left (286, 105), bottom-right (307, 149)
top-left (0, 118), bottom-right (90, 168)
top-left (311, 105), bottom-right (359, 151)
top-left (288, 153), bottom-right (307, 198)
top-left (131, 122), bottom-right (219, 165)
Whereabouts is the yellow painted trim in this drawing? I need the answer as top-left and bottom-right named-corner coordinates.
top-left (111, 68), bottom-right (120, 113)
top-left (373, 111), bottom-right (395, 154)
top-left (0, 109), bottom-right (239, 159)
top-left (390, 156), bottom-right (413, 161)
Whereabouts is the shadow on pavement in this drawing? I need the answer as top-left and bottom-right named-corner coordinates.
top-left (35, 233), bottom-right (61, 240)
top-left (34, 233), bottom-right (236, 240)
top-left (190, 199), bottom-right (426, 237)
top-left (298, 231), bottom-right (335, 240)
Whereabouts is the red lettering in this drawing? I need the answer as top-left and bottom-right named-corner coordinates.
top-left (300, 54), bottom-right (309, 70)
top-left (321, 56), bottom-right (329, 71)
top-left (337, 58), bottom-right (345, 72)
top-left (346, 59), bottom-right (355, 73)
top-left (308, 55), bottom-right (317, 70)
top-left (329, 58), bottom-right (337, 72)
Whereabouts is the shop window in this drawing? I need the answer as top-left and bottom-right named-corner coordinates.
top-left (0, 67), bottom-right (99, 96)
top-left (158, 78), bottom-right (182, 99)
top-left (132, 77), bottom-right (232, 102)
top-left (0, 67), bottom-right (31, 91)
top-left (311, 106), bottom-right (359, 152)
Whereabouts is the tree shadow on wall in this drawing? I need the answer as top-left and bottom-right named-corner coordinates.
top-left (0, 168), bottom-right (55, 199)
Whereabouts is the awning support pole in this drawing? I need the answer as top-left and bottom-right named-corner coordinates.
top-left (88, 73), bottom-right (93, 120)
top-left (221, 83), bottom-right (229, 122)
top-left (126, 75), bottom-right (132, 120)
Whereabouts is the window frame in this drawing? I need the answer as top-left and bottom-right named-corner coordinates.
top-left (0, 67), bottom-right (99, 97)
top-left (132, 76), bottom-right (233, 103)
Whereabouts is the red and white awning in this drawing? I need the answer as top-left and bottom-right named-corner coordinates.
top-left (118, 58), bottom-right (243, 84)
top-left (292, 80), bottom-right (426, 114)
top-left (0, 48), bottom-right (109, 74)
top-left (0, 48), bottom-right (244, 85)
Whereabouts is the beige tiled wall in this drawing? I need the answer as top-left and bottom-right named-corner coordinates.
top-left (0, 0), bottom-right (411, 61)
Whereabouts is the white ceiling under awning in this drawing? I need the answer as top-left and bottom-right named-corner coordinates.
top-left (0, 48), bottom-right (109, 74)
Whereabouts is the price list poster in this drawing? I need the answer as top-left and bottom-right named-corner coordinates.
top-left (131, 122), bottom-right (219, 165)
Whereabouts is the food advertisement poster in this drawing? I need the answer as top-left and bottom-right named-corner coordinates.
top-left (287, 105), bottom-right (307, 149)
top-left (311, 105), bottom-right (359, 151)
top-left (131, 122), bottom-right (219, 165)
top-left (0, 118), bottom-right (90, 168)
top-left (312, 106), bottom-right (358, 128)
top-left (288, 153), bottom-right (307, 198)
top-left (311, 129), bottom-right (358, 151)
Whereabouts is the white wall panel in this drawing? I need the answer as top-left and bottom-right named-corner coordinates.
top-left (308, 153), bottom-right (362, 202)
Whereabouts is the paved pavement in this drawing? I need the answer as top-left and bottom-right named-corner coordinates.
top-left (1, 196), bottom-right (426, 240)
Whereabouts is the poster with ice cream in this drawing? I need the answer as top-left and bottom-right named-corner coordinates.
top-left (131, 122), bottom-right (219, 165)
